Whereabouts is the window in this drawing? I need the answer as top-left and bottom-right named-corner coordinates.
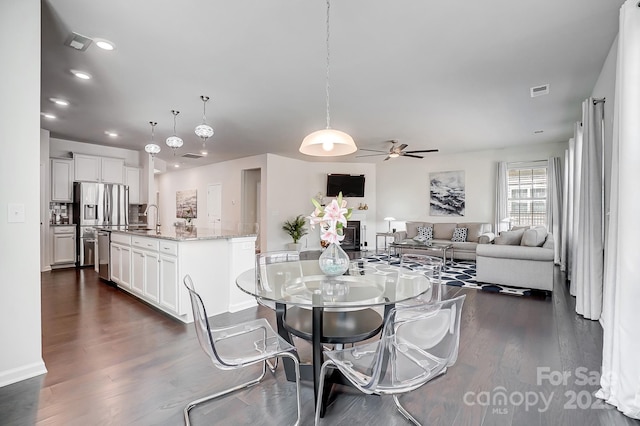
top-left (506, 162), bottom-right (548, 227)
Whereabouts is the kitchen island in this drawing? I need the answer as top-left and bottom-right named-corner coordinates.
top-left (107, 226), bottom-right (257, 323)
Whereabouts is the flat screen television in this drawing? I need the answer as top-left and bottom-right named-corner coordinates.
top-left (326, 174), bottom-right (365, 197)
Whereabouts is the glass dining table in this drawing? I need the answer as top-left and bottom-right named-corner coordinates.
top-left (235, 258), bottom-right (434, 415)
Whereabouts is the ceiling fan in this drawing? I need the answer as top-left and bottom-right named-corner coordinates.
top-left (356, 140), bottom-right (439, 161)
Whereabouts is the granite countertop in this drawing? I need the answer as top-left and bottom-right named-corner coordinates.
top-left (105, 225), bottom-right (257, 241)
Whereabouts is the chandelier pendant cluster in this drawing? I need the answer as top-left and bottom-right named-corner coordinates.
top-left (299, 0), bottom-right (357, 157)
top-left (165, 110), bottom-right (184, 154)
top-left (194, 95), bottom-right (214, 147)
top-left (144, 121), bottom-right (161, 157)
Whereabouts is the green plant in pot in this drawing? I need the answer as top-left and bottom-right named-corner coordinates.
top-left (282, 215), bottom-right (308, 252)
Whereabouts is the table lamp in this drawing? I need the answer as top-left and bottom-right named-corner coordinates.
top-left (384, 217), bottom-right (395, 233)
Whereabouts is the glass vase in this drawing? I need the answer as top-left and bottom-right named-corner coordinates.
top-left (318, 243), bottom-right (350, 276)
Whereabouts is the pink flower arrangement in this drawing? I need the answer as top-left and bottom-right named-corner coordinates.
top-left (308, 192), bottom-right (353, 245)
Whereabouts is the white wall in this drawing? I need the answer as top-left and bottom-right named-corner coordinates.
top-left (591, 36), bottom-right (618, 229)
top-left (155, 154), bottom-right (268, 241)
top-left (303, 162), bottom-right (377, 250)
top-left (0, 0), bottom-right (47, 386)
top-left (377, 142), bottom-right (567, 231)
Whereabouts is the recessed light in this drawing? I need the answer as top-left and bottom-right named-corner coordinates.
top-left (71, 70), bottom-right (91, 80)
top-left (174, 164), bottom-right (180, 168)
top-left (105, 131), bottom-right (118, 137)
top-left (94, 39), bottom-right (115, 51)
top-left (200, 150), bottom-right (208, 156)
top-left (50, 98), bottom-right (69, 106)
top-left (41, 113), bottom-right (56, 119)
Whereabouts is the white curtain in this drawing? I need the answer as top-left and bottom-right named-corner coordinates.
top-left (546, 157), bottom-right (562, 264)
top-left (560, 143), bottom-right (572, 271)
top-left (494, 161), bottom-right (508, 233)
top-left (571, 99), bottom-right (604, 320)
top-left (596, 1), bottom-right (640, 419)
top-left (568, 124), bottom-right (582, 295)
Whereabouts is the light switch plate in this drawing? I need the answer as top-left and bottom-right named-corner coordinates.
top-left (8, 203), bottom-right (25, 223)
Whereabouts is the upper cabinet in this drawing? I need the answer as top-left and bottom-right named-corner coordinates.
top-left (74, 154), bottom-right (124, 184)
top-left (125, 167), bottom-right (141, 204)
top-left (51, 158), bottom-right (74, 202)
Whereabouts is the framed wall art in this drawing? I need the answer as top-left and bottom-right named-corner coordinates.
top-left (429, 170), bottom-right (465, 216)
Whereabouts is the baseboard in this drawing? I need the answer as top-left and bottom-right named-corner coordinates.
top-left (228, 299), bottom-right (257, 313)
top-left (0, 360), bottom-right (47, 388)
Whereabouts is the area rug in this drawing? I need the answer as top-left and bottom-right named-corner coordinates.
top-left (361, 254), bottom-right (537, 296)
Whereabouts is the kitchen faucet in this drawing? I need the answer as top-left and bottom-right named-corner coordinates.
top-left (143, 204), bottom-right (161, 233)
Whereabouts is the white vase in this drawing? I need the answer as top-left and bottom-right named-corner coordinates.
top-left (318, 243), bottom-right (350, 276)
top-left (287, 242), bottom-right (301, 252)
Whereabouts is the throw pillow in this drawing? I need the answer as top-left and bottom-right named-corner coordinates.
top-left (418, 226), bottom-right (433, 239)
top-left (451, 227), bottom-right (468, 242)
top-left (521, 226), bottom-right (548, 247)
top-left (494, 228), bottom-right (525, 245)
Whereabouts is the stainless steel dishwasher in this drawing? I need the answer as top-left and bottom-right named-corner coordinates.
top-left (97, 230), bottom-right (111, 281)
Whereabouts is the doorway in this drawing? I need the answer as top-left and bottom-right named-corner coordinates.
top-left (241, 169), bottom-right (261, 252)
top-left (207, 183), bottom-right (222, 233)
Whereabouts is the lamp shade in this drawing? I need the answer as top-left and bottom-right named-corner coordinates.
top-left (144, 143), bottom-right (161, 156)
top-left (299, 128), bottom-right (357, 157)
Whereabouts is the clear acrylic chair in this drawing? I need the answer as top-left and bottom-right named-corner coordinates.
top-left (399, 253), bottom-right (443, 304)
top-left (183, 275), bottom-right (302, 426)
top-left (255, 251), bottom-right (302, 372)
top-left (315, 295), bottom-right (466, 425)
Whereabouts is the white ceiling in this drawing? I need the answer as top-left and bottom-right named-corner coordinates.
top-left (41, 0), bottom-right (623, 168)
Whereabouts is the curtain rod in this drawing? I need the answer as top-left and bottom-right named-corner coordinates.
top-left (593, 97), bottom-right (605, 105)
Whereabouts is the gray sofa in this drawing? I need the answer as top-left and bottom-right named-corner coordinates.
top-left (392, 221), bottom-right (495, 260)
top-left (476, 227), bottom-right (555, 292)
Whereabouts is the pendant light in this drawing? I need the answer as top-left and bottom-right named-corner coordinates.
top-left (194, 95), bottom-right (214, 146)
top-left (166, 110), bottom-right (183, 154)
top-left (144, 121), bottom-right (161, 157)
top-left (299, 0), bottom-right (357, 157)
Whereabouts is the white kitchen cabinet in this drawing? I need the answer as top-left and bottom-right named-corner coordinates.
top-left (111, 242), bottom-right (132, 288)
top-left (74, 154), bottom-right (124, 183)
top-left (158, 241), bottom-right (179, 314)
top-left (101, 157), bottom-right (124, 184)
top-left (124, 167), bottom-right (141, 204)
top-left (131, 235), bottom-right (158, 298)
top-left (131, 249), bottom-right (145, 295)
top-left (51, 158), bottom-right (74, 202)
top-left (52, 226), bottom-right (76, 265)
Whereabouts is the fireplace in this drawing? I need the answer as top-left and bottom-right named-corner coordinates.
top-left (341, 220), bottom-right (361, 251)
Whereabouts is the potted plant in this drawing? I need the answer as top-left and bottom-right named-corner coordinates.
top-left (282, 215), bottom-right (308, 252)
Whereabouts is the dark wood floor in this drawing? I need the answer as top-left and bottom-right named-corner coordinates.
top-left (1, 266), bottom-right (639, 425)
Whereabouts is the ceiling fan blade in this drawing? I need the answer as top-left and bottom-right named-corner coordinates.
top-left (383, 155), bottom-right (391, 161)
top-left (356, 153), bottom-right (386, 158)
top-left (402, 154), bottom-right (424, 159)
top-left (398, 143), bottom-right (408, 151)
top-left (358, 148), bottom-right (388, 153)
top-left (404, 149), bottom-right (439, 154)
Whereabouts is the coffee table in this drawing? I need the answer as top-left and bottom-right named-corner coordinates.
top-left (390, 240), bottom-right (454, 264)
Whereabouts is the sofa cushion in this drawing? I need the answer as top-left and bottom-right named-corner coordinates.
top-left (476, 244), bottom-right (554, 261)
top-left (521, 226), bottom-right (547, 247)
top-left (494, 228), bottom-right (525, 245)
top-left (457, 223), bottom-right (484, 243)
top-left (406, 222), bottom-right (429, 239)
top-left (433, 223), bottom-right (456, 240)
top-left (452, 227), bottom-right (468, 242)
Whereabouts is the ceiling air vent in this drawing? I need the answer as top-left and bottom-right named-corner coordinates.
top-left (64, 32), bottom-right (93, 51)
top-left (530, 84), bottom-right (550, 98)
top-left (181, 153), bottom-right (203, 159)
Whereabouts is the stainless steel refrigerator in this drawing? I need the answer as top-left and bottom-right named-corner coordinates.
top-left (73, 182), bottom-right (129, 267)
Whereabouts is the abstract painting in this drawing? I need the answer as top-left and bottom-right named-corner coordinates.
top-left (176, 189), bottom-right (197, 218)
top-left (429, 171), bottom-right (465, 216)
